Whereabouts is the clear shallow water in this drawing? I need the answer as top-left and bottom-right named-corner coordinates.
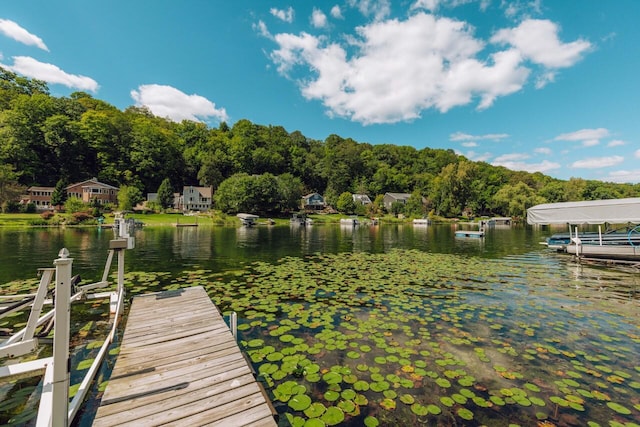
top-left (0, 224), bottom-right (638, 426)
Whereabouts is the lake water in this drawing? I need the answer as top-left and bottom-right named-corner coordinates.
top-left (1, 224), bottom-right (639, 426)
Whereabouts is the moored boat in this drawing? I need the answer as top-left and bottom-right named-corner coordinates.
top-left (237, 213), bottom-right (259, 227)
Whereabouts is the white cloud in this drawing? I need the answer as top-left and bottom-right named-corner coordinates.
top-left (607, 140), bottom-right (624, 147)
top-left (491, 19), bottom-right (591, 69)
top-left (331, 6), bottom-right (344, 19)
top-left (347, 0), bottom-right (391, 21)
top-left (412, 0), bottom-right (481, 11)
top-left (534, 71), bottom-right (555, 89)
top-left (554, 128), bottom-right (609, 145)
top-left (0, 19), bottom-right (48, 51)
top-left (461, 141), bottom-right (477, 147)
top-left (3, 56), bottom-right (98, 91)
top-left (492, 157), bottom-right (561, 174)
top-left (465, 150), bottom-right (492, 162)
top-left (411, 0), bottom-right (441, 11)
top-left (450, 131), bottom-right (509, 141)
top-left (604, 170), bottom-right (640, 184)
top-left (267, 12), bottom-right (591, 124)
top-left (130, 84), bottom-right (228, 123)
top-left (253, 20), bottom-right (272, 39)
top-left (502, 0), bottom-right (543, 20)
top-left (636, 149), bottom-right (640, 158)
top-left (270, 7), bottom-right (294, 23)
top-left (571, 155), bottom-right (624, 169)
top-left (494, 153), bottom-right (530, 162)
top-left (270, 13), bottom-right (536, 124)
top-left (534, 147), bottom-right (551, 155)
top-left (311, 9), bottom-right (328, 28)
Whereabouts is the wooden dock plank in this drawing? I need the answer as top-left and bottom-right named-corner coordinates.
top-left (93, 286), bottom-right (276, 427)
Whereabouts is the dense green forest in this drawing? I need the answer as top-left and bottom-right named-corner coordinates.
top-left (1, 67), bottom-right (638, 218)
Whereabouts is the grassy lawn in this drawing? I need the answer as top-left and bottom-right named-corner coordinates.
top-left (0, 213), bottom-right (44, 227)
top-left (0, 211), bottom-right (442, 228)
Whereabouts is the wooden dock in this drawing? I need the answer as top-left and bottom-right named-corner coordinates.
top-left (93, 286), bottom-right (277, 427)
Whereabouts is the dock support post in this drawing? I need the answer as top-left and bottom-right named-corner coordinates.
top-left (230, 312), bottom-right (237, 340)
top-left (52, 248), bottom-right (73, 427)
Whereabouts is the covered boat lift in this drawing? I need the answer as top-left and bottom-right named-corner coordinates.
top-left (527, 198), bottom-right (640, 262)
top-left (527, 198), bottom-right (640, 226)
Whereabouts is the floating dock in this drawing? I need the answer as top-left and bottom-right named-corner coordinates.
top-left (93, 286), bottom-right (276, 427)
top-left (455, 230), bottom-right (484, 238)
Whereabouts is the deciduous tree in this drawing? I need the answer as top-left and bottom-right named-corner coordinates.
top-left (157, 178), bottom-right (174, 210)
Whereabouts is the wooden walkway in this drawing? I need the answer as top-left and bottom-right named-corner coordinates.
top-left (93, 286), bottom-right (277, 427)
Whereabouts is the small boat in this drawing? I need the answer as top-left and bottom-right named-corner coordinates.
top-left (291, 213), bottom-right (312, 226)
top-left (237, 213), bottom-right (259, 227)
top-left (413, 218), bottom-right (431, 225)
top-left (546, 227), bottom-right (640, 250)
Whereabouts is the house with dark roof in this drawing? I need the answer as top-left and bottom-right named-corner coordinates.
top-left (383, 192), bottom-right (411, 210)
top-left (302, 193), bottom-right (325, 210)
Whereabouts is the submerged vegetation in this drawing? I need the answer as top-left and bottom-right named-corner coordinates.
top-left (1, 235), bottom-right (639, 425)
top-left (120, 249), bottom-right (638, 426)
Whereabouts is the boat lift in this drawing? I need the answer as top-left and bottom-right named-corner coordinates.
top-left (0, 214), bottom-right (134, 426)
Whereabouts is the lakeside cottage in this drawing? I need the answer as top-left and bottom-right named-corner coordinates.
top-left (302, 193), bottom-right (325, 211)
top-left (177, 186), bottom-right (213, 212)
top-left (382, 192), bottom-right (411, 211)
top-left (67, 178), bottom-right (119, 205)
top-left (352, 194), bottom-right (372, 205)
top-left (24, 178), bottom-right (119, 210)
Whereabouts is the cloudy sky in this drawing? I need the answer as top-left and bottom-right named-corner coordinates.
top-left (1, 1), bottom-right (638, 183)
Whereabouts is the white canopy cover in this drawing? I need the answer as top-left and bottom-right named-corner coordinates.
top-left (527, 198), bottom-right (640, 225)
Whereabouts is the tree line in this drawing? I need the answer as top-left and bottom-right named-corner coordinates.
top-left (1, 67), bottom-right (638, 218)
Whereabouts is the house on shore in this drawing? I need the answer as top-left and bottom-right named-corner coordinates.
top-left (67, 178), bottom-right (119, 205)
top-left (352, 194), bottom-right (372, 205)
top-left (23, 187), bottom-right (55, 210)
top-left (383, 192), bottom-right (411, 211)
top-left (302, 193), bottom-right (325, 211)
top-left (179, 186), bottom-right (213, 212)
top-left (24, 178), bottom-right (119, 210)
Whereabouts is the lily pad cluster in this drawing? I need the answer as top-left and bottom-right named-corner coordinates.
top-left (2, 247), bottom-right (639, 426)
top-left (142, 248), bottom-right (639, 427)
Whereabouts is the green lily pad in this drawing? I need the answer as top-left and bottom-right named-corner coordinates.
top-left (321, 406), bottom-right (345, 426)
top-left (399, 394), bottom-right (415, 405)
top-left (289, 394), bottom-right (312, 411)
top-left (364, 416), bottom-right (379, 427)
top-left (322, 372), bottom-right (342, 385)
top-left (457, 408), bottom-right (474, 420)
top-left (440, 396), bottom-right (455, 407)
top-left (606, 401), bottom-right (631, 415)
top-left (304, 402), bottom-right (327, 418)
top-left (410, 403), bottom-right (429, 415)
top-left (77, 358), bottom-right (95, 370)
top-left (324, 390), bottom-right (340, 402)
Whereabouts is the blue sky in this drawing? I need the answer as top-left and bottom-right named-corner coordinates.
top-left (1, 1), bottom-right (639, 183)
